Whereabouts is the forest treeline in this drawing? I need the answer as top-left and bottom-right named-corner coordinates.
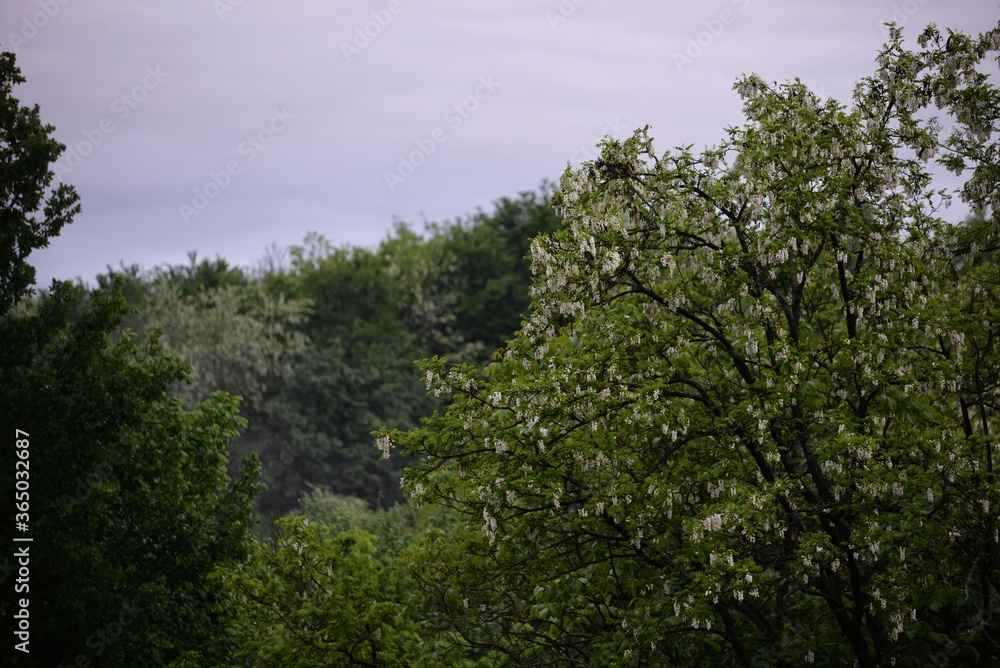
top-left (64, 187), bottom-right (560, 518)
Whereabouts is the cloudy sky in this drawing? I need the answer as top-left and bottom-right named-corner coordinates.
top-left (2, 0), bottom-right (996, 287)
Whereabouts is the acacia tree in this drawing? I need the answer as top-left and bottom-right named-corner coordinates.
top-left (380, 22), bottom-right (1000, 666)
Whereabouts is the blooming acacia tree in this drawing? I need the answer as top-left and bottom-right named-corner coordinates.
top-left (379, 22), bottom-right (1000, 666)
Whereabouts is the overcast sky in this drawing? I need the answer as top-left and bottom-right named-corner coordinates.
top-left (2, 0), bottom-right (996, 288)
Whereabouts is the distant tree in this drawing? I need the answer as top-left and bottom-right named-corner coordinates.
top-left (145, 279), bottom-right (311, 416)
top-left (440, 183), bottom-right (562, 356)
top-left (153, 250), bottom-right (249, 298)
top-left (288, 239), bottom-right (407, 349)
top-left (231, 189), bottom-right (561, 513)
top-left (252, 339), bottom-right (435, 514)
top-left (240, 238), bottom-right (432, 514)
top-left (254, 241), bottom-right (291, 277)
top-left (380, 221), bottom-right (482, 362)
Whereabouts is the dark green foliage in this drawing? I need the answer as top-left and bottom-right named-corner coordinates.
top-left (245, 342), bottom-right (427, 514)
top-left (94, 263), bottom-right (153, 332)
top-left (223, 491), bottom-right (501, 667)
top-left (240, 191), bottom-right (561, 514)
top-left (440, 183), bottom-right (563, 355)
top-left (0, 281), bottom-right (261, 666)
top-left (0, 50), bottom-right (80, 312)
top-left (153, 251), bottom-right (248, 298)
top-left (241, 241), bottom-right (431, 514)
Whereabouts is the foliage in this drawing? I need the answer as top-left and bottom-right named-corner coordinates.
top-left (224, 491), bottom-right (498, 667)
top-left (438, 184), bottom-right (563, 356)
top-left (153, 250), bottom-right (249, 298)
top-left (0, 281), bottom-right (262, 666)
top-left (145, 278), bottom-right (311, 416)
top-left (240, 239), bottom-right (430, 513)
top-left (247, 341), bottom-right (429, 514)
top-left (0, 49), bottom-right (80, 312)
top-left (380, 22), bottom-right (1000, 666)
top-left (227, 514), bottom-right (405, 667)
top-left (94, 262), bottom-right (154, 332)
top-left (381, 221), bottom-right (483, 363)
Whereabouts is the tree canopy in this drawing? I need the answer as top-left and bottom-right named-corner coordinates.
top-left (379, 22), bottom-right (1000, 666)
